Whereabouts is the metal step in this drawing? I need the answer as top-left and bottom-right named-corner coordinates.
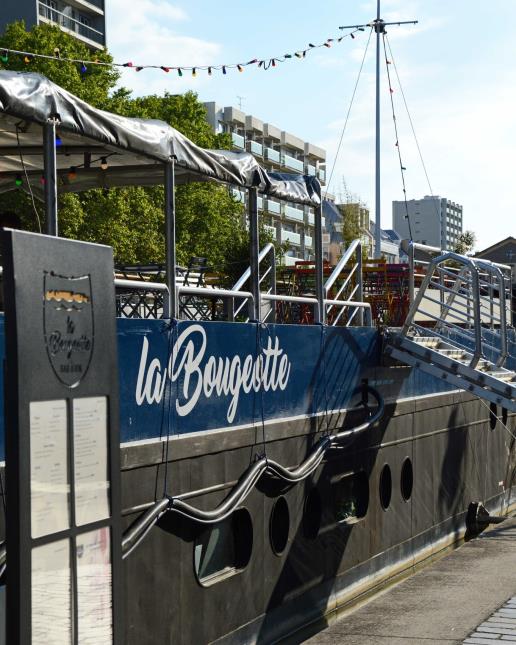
top-left (386, 344), bottom-right (516, 411)
top-left (387, 333), bottom-right (516, 411)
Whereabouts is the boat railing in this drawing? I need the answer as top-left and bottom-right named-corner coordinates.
top-left (323, 239), bottom-right (364, 326)
top-left (114, 278), bottom-right (254, 321)
top-left (231, 242), bottom-right (276, 323)
top-left (401, 249), bottom-right (512, 368)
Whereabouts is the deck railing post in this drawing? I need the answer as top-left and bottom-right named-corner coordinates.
top-left (165, 159), bottom-right (177, 319)
top-left (408, 242), bottom-right (415, 305)
top-left (269, 244), bottom-right (277, 324)
top-left (249, 187), bottom-right (260, 321)
top-left (43, 119), bottom-right (59, 236)
top-left (315, 202), bottom-right (325, 324)
top-left (356, 242), bottom-right (364, 326)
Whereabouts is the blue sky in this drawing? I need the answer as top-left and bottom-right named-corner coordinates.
top-left (106, 0), bottom-right (516, 250)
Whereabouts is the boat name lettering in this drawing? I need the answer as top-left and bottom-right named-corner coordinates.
top-left (135, 325), bottom-right (291, 423)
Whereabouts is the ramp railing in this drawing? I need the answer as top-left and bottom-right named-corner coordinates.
top-left (401, 250), bottom-right (512, 368)
top-left (324, 239), bottom-right (365, 326)
top-left (231, 242), bottom-right (276, 322)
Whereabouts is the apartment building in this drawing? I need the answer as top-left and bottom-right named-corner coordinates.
top-left (1, 0), bottom-right (106, 50)
top-left (204, 102), bottom-right (326, 263)
top-left (392, 195), bottom-right (463, 251)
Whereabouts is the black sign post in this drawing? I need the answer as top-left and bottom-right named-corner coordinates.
top-left (2, 230), bottom-right (122, 645)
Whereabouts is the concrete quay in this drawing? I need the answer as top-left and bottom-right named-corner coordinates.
top-left (302, 516), bottom-right (516, 645)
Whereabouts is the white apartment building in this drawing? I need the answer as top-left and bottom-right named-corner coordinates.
top-left (204, 102), bottom-right (326, 262)
top-left (392, 195), bottom-right (463, 251)
top-left (1, 0), bottom-right (106, 49)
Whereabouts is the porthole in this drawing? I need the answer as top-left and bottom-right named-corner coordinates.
top-left (194, 508), bottom-right (253, 586)
top-left (489, 402), bottom-right (497, 430)
top-left (400, 458), bottom-right (413, 502)
top-left (303, 487), bottom-right (322, 540)
top-left (333, 471), bottom-right (369, 523)
top-left (269, 496), bottom-right (289, 556)
top-left (379, 464), bottom-right (392, 510)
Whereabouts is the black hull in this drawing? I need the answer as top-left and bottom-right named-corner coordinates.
top-left (120, 390), bottom-right (516, 644)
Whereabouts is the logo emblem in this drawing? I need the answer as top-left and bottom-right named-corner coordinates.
top-left (43, 272), bottom-right (94, 387)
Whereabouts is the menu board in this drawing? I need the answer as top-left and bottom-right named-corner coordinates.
top-left (73, 397), bottom-right (110, 526)
top-left (30, 400), bottom-right (70, 538)
top-left (76, 528), bottom-right (113, 645)
top-left (32, 539), bottom-right (72, 644)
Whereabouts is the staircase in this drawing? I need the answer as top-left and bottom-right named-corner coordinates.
top-left (386, 249), bottom-right (516, 411)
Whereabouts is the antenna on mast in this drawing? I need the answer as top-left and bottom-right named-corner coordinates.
top-left (340, 3), bottom-right (418, 258)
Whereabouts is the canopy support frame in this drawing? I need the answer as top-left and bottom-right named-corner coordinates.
top-left (43, 118), bottom-right (59, 236)
top-left (165, 158), bottom-right (177, 319)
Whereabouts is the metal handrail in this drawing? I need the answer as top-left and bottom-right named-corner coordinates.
top-left (323, 238), bottom-right (365, 326)
top-left (231, 242), bottom-right (276, 322)
top-left (402, 249), bottom-right (510, 369)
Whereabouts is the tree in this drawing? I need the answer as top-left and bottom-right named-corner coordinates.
top-left (453, 230), bottom-right (476, 255)
top-left (0, 21), bottom-right (119, 105)
top-left (0, 21), bottom-right (254, 273)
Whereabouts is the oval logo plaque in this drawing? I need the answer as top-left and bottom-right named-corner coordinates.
top-left (43, 272), bottom-right (94, 387)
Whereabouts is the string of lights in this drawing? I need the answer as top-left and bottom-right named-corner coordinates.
top-left (0, 26), bottom-right (365, 78)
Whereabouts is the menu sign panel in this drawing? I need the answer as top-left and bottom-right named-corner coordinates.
top-left (73, 397), bottom-right (110, 526)
top-left (30, 400), bottom-right (70, 538)
top-left (3, 230), bottom-right (122, 645)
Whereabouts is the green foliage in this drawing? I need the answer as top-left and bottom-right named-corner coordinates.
top-left (453, 230), bottom-right (476, 255)
top-left (0, 21), bottom-right (119, 106)
top-left (0, 21), bottom-right (248, 270)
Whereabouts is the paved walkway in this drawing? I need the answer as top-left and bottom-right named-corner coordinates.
top-left (464, 596), bottom-right (516, 644)
top-left (303, 516), bottom-right (516, 645)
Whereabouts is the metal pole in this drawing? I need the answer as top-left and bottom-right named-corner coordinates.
top-left (408, 242), bottom-right (415, 304)
top-left (43, 120), bottom-right (58, 236)
top-left (315, 202), bottom-right (324, 323)
top-left (165, 159), bottom-right (177, 319)
top-left (374, 0), bottom-right (382, 259)
top-left (356, 242), bottom-right (364, 325)
top-left (269, 244), bottom-right (277, 324)
top-left (249, 187), bottom-right (260, 321)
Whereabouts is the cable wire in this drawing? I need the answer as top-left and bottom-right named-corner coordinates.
top-left (382, 34), bottom-right (413, 240)
top-left (324, 27), bottom-right (373, 201)
top-left (15, 126), bottom-right (42, 233)
top-left (384, 34), bottom-right (441, 224)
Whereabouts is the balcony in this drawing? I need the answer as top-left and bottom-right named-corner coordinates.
top-left (281, 230), bottom-right (301, 246)
top-left (265, 199), bottom-right (281, 215)
top-left (38, 0), bottom-right (104, 46)
top-left (265, 147), bottom-right (280, 163)
top-left (264, 225), bottom-right (276, 240)
top-left (307, 213), bottom-right (326, 228)
top-left (247, 140), bottom-right (263, 156)
top-left (305, 235), bottom-right (313, 248)
top-left (285, 205), bottom-right (304, 222)
top-left (231, 188), bottom-right (245, 203)
top-left (232, 132), bottom-right (245, 149)
top-left (283, 154), bottom-right (304, 173)
top-left (306, 164), bottom-right (316, 176)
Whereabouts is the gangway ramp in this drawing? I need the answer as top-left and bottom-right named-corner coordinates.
top-left (386, 249), bottom-right (516, 412)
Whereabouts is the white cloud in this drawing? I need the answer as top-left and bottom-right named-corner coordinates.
top-left (106, 0), bottom-right (222, 95)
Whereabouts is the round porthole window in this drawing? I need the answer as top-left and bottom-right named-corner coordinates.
top-left (303, 487), bottom-right (322, 540)
top-left (379, 464), bottom-right (392, 510)
top-left (270, 496), bottom-right (290, 556)
top-left (400, 457), bottom-right (413, 502)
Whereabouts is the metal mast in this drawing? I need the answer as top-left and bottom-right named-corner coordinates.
top-left (374, 0), bottom-right (383, 258)
top-left (340, 10), bottom-right (417, 259)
